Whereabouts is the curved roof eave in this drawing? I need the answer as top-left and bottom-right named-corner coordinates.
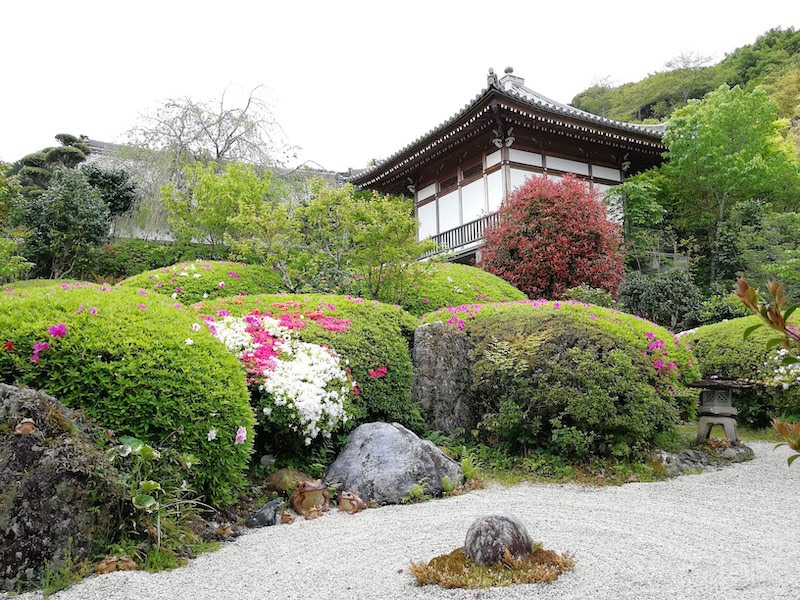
top-left (350, 80), bottom-right (665, 186)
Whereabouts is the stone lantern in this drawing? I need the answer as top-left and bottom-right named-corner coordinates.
top-left (688, 378), bottom-right (754, 445)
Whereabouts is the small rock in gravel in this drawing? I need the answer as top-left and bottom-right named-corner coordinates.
top-left (464, 513), bottom-right (534, 566)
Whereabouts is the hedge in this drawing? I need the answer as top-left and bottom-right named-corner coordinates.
top-left (0, 283), bottom-right (255, 505)
top-left (118, 260), bottom-right (284, 303)
top-left (195, 293), bottom-right (420, 432)
top-left (682, 316), bottom-right (800, 425)
top-left (74, 239), bottom-right (228, 282)
top-left (379, 262), bottom-right (526, 317)
top-left (421, 300), bottom-right (699, 459)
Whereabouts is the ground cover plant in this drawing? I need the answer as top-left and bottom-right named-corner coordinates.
top-left (421, 300), bottom-right (699, 460)
top-left (410, 545), bottom-right (574, 589)
top-left (192, 293), bottom-right (420, 461)
top-left (377, 262), bottom-right (526, 317)
top-left (0, 282), bottom-right (254, 505)
top-left (119, 260), bottom-right (283, 303)
top-left (682, 314), bottom-right (800, 425)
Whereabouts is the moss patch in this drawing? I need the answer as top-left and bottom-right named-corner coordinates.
top-left (410, 545), bottom-right (574, 589)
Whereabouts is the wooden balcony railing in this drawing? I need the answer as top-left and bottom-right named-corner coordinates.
top-left (421, 212), bottom-right (500, 259)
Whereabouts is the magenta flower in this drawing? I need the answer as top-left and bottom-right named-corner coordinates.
top-left (653, 360), bottom-right (666, 370)
top-left (218, 282), bottom-right (226, 289)
top-left (76, 304), bottom-right (85, 314)
top-left (227, 271), bottom-right (241, 279)
top-left (234, 426), bottom-right (247, 445)
top-left (137, 304), bottom-right (147, 311)
top-left (138, 289), bottom-right (148, 296)
top-left (217, 309), bottom-right (230, 317)
top-left (646, 332), bottom-right (656, 340)
top-left (368, 366), bottom-right (388, 378)
top-left (48, 323), bottom-right (67, 338)
top-left (421, 298), bottom-right (430, 304)
top-left (89, 306), bottom-right (98, 316)
top-left (30, 341), bottom-right (50, 363)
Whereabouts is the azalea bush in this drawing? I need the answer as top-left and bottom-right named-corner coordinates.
top-left (118, 260), bottom-right (283, 303)
top-left (374, 262), bottom-right (526, 317)
top-left (482, 175), bottom-right (624, 299)
top-left (211, 313), bottom-right (353, 446)
top-left (194, 294), bottom-right (420, 451)
top-left (421, 301), bottom-right (699, 459)
top-left (0, 284), bottom-right (254, 505)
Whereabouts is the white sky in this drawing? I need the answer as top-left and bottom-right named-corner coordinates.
top-left (1, 0), bottom-right (798, 171)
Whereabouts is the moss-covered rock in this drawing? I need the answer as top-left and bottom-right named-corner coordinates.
top-left (0, 384), bottom-right (125, 592)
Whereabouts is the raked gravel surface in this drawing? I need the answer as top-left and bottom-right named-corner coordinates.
top-left (18, 442), bottom-right (800, 600)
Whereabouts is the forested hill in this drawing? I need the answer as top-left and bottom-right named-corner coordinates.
top-left (571, 27), bottom-right (800, 123)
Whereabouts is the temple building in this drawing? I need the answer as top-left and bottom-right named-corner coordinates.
top-left (350, 67), bottom-right (666, 262)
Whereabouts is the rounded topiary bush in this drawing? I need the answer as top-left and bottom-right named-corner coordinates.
top-left (118, 260), bottom-right (283, 303)
top-left (376, 262), bottom-right (526, 317)
top-left (194, 294), bottom-right (420, 435)
top-left (0, 283), bottom-right (255, 505)
top-left (421, 300), bottom-right (699, 459)
top-left (682, 316), bottom-right (800, 425)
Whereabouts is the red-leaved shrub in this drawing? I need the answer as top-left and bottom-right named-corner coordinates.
top-left (482, 174), bottom-right (623, 299)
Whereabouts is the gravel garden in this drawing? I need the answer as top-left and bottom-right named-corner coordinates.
top-left (2, 255), bottom-right (797, 599)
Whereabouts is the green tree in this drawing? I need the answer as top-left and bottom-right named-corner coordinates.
top-left (11, 169), bottom-right (109, 278)
top-left (622, 85), bottom-right (800, 287)
top-left (233, 180), bottom-right (431, 296)
top-left (162, 162), bottom-right (278, 258)
top-left (15, 133), bottom-right (92, 197)
top-left (0, 164), bottom-right (32, 282)
top-left (82, 163), bottom-right (137, 217)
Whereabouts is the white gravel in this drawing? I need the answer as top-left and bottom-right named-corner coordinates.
top-left (19, 442), bottom-right (800, 600)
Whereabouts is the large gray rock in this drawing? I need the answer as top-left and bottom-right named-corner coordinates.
top-left (0, 384), bottom-right (125, 591)
top-left (464, 514), bottom-right (534, 566)
top-left (411, 321), bottom-right (476, 434)
top-left (324, 422), bottom-right (463, 505)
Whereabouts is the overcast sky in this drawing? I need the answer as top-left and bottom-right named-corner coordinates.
top-left (1, 1), bottom-right (798, 171)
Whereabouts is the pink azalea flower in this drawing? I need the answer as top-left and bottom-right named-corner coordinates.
top-left (89, 307), bottom-right (98, 315)
top-left (646, 332), bottom-right (656, 340)
top-left (227, 271), bottom-right (241, 279)
top-left (137, 304), bottom-right (147, 310)
top-left (48, 324), bottom-right (67, 338)
top-left (421, 298), bottom-right (430, 304)
top-left (653, 360), bottom-right (666, 370)
top-left (368, 366), bottom-right (388, 379)
top-left (138, 289), bottom-right (148, 296)
top-left (76, 304), bottom-right (85, 314)
top-left (234, 426), bottom-right (247, 445)
top-left (30, 341), bottom-right (50, 363)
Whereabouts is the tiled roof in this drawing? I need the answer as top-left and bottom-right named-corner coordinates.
top-left (351, 69), bottom-right (665, 185)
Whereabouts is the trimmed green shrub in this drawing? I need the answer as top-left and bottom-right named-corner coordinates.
top-left (0, 284), bottom-right (255, 505)
top-left (563, 284), bottom-right (614, 307)
top-left (421, 300), bottom-right (699, 459)
top-left (118, 260), bottom-right (283, 303)
top-left (195, 294), bottom-right (420, 430)
top-left (683, 316), bottom-right (800, 424)
top-left (377, 262), bottom-right (526, 317)
top-left (75, 240), bottom-right (228, 282)
top-left (684, 293), bottom-right (750, 328)
top-left (618, 270), bottom-right (704, 329)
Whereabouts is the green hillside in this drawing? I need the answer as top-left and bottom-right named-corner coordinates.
top-left (571, 27), bottom-right (800, 124)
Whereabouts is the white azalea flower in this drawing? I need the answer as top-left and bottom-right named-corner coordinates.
top-left (207, 428), bottom-right (217, 441)
top-left (185, 338), bottom-right (194, 345)
top-left (191, 323), bottom-right (201, 332)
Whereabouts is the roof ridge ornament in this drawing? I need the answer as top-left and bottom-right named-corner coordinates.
top-left (487, 68), bottom-right (498, 87)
